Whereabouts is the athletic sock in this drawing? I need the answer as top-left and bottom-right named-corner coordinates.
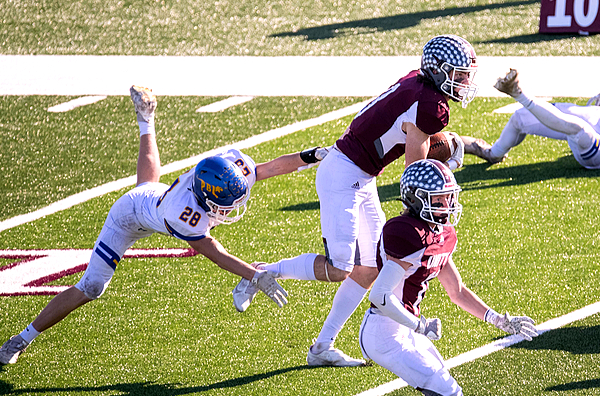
top-left (261, 253), bottom-right (317, 280)
top-left (19, 323), bottom-right (40, 344)
top-left (314, 277), bottom-right (368, 348)
top-left (138, 118), bottom-right (155, 136)
top-left (514, 92), bottom-right (534, 109)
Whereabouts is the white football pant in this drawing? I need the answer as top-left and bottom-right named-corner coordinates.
top-left (360, 309), bottom-right (463, 396)
top-left (492, 102), bottom-right (600, 169)
top-left (315, 148), bottom-right (385, 272)
top-left (75, 182), bottom-right (160, 299)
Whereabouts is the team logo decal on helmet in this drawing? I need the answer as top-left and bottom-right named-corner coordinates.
top-left (400, 159), bottom-right (462, 226)
top-left (421, 34), bottom-right (478, 108)
top-left (191, 156), bottom-right (249, 225)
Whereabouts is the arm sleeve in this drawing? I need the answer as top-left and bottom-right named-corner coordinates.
top-left (368, 260), bottom-right (421, 330)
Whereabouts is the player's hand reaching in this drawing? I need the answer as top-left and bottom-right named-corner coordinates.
top-left (445, 132), bottom-right (464, 170)
top-left (487, 311), bottom-right (538, 341)
top-left (415, 315), bottom-right (442, 340)
top-left (252, 270), bottom-right (288, 308)
top-left (298, 146), bottom-right (331, 171)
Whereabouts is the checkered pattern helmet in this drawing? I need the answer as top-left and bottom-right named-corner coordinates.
top-left (400, 159), bottom-right (462, 226)
top-left (421, 35), bottom-right (478, 108)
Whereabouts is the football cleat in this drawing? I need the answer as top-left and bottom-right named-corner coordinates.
top-left (0, 335), bottom-right (29, 365)
top-left (306, 344), bottom-right (366, 367)
top-left (494, 69), bottom-right (522, 98)
top-left (130, 85), bottom-right (157, 123)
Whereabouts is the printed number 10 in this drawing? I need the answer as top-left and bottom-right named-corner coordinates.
top-left (547, 0), bottom-right (599, 28)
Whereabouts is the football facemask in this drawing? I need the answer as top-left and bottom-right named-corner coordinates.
top-left (192, 156), bottom-right (250, 225)
top-left (401, 159), bottom-right (463, 227)
top-left (421, 34), bottom-right (479, 108)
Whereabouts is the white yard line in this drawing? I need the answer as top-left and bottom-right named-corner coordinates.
top-left (1, 56), bottom-right (599, 97)
top-left (0, 98), bottom-right (371, 233)
top-left (354, 301), bottom-right (600, 396)
top-left (47, 95), bottom-right (107, 112)
top-left (196, 96), bottom-right (254, 112)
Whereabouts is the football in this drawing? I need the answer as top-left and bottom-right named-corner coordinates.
top-left (427, 132), bottom-right (456, 163)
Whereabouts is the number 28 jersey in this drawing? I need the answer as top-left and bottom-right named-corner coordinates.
top-left (137, 148), bottom-right (257, 241)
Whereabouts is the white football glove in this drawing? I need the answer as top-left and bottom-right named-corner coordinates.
top-left (445, 132), bottom-right (464, 170)
top-left (297, 146), bottom-right (331, 171)
top-left (488, 311), bottom-right (538, 341)
top-left (252, 270), bottom-right (288, 308)
top-left (587, 93), bottom-right (600, 106)
top-left (415, 315), bottom-right (442, 340)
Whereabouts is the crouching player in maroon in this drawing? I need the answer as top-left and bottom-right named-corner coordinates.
top-left (360, 159), bottom-right (538, 396)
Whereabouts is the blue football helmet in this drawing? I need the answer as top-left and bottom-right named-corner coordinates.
top-left (191, 156), bottom-right (249, 225)
top-left (421, 34), bottom-right (478, 108)
top-left (400, 159), bottom-right (462, 226)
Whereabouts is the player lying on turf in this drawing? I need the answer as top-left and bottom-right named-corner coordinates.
top-left (462, 68), bottom-right (600, 169)
top-left (231, 34), bottom-right (476, 368)
top-left (0, 86), bottom-right (329, 365)
top-left (359, 159), bottom-right (539, 396)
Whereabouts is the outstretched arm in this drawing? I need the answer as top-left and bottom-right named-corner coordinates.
top-left (255, 147), bottom-right (329, 181)
top-left (188, 236), bottom-right (256, 280)
top-left (187, 236), bottom-right (288, 307)
top-left (437, 257), bottom-right (489, 319)
top-left (438, 257), bottom-right (538, 340)
top-left (256, 153), bottom-right (306, 181)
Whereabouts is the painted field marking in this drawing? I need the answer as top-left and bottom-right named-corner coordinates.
top-left (0, 98), bottom-right (372, 233)
top-left (47, 95), bottom-right (107, 112)
top-left (196, 96), bottom-right (254, 112)
top-left (0, 248), bottom-right (197, 296)
top-left (354, 301), bottom-right (600, 396)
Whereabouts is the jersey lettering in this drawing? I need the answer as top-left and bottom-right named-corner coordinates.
top-left (234, 158), bottom-right (251, 176)
top-left (355, 82), bottom-right (401, 119)
top-left (178, 206), bottom-right (202, 228)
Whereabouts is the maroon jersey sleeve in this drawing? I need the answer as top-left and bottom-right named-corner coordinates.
top-left (415, 94), bottom-right (449, 135)
top-left (381, 219), bottom-right (426, 261)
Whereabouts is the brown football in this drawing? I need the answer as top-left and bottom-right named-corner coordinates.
top-left (427, 132), bottom-right (455, 163)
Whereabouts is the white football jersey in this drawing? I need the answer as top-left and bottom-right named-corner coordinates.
top-left (137, 148), bottom-right (258, 241)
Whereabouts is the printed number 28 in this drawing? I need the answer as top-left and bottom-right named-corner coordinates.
top-left (179, 206), bottom-right (201, 227)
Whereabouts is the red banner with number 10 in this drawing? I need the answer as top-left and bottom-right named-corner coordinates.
top-left (540, 0), bottom-right (600, 34)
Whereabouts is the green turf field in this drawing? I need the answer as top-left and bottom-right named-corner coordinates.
top-left (2, 0), bottom-right (600, 395)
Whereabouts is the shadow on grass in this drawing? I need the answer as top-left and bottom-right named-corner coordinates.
top-left (508, 324), bottom-right (600, 392)
top-left (270, 0), bottom-right (537, 40)
top-left (457, 155), bottom-right (600, 190)
top-left (0, 365), bottom-right (320, 395)
top-left (546, 378), bottom-right (600, 392)
top-left (481, 33), bottom-right (594, 45)
top-left (280, 154), bottom-right (600, 212)
top-left (510, 324), bottom-right (600, 355)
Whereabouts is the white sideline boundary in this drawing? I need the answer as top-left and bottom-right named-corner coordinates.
top-left (0, 98), bottom-right (371, 233)
top-left (354, 301), bottom-right (600, 396)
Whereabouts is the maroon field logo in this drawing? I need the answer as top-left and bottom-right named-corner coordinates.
top-left (0, 249), bottom-right (198, 296)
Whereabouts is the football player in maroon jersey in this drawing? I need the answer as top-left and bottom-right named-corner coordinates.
top-left (360, 159), bottom-right (538, 395)
top-left (232, 35), bottom-right (480, 367)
